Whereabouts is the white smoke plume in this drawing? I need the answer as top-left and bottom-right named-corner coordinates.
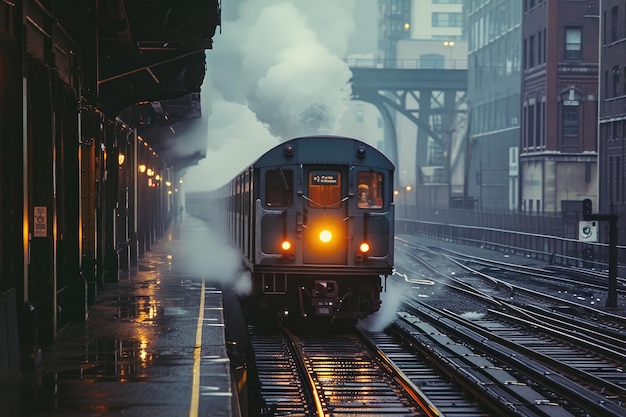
top-left (184, 0), bottom-right (356, 191)
top-left (210, 0), bottom-right (354, 140)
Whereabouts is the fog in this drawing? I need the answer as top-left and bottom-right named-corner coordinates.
top-left (184, 0), bottom-right (360, 192)
top-left (357, 278), bottom-right (406, 332)
top-left (178, 214), bottom-right (253, 296)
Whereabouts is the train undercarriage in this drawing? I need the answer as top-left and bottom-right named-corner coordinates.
top-left (248, 272), bottom-right (383, 325)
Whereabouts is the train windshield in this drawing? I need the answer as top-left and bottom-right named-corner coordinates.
top-left (308, 170), bottom-right (342, 208)
top-left (357, 171), bottom-right (384, 208)
top-left (265, 168), bottom-right (293, 206)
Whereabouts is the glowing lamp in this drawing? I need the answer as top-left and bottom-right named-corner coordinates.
top-left (118, 153), bottom-right (125, 166)
top-left (319, 230), bottom-right (332, 243)
top-left (281, 240), bottom-right (295, 260)
top-left (138, 164), bottom-right (147, 173)
top-left (359, 242), bottom-right (370, 253)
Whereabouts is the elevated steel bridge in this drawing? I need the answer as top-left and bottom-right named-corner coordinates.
top-left (349, 63), bottom-right (468, 190)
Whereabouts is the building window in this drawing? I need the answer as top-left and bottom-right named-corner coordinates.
top-left (565, 27), bottom-right (582, 60)
top-left (432, 13), bottom-right (463, 28)
top-left (535, 100), bottom-right (542, 146)
top-left (611, 6), bottom-right (619, 42)
top-left (529, 34), bottom-right (535, 67)
top-left (613, 66), bottom-right (620, 97)
top-left (528, 104), bottom-right (535, 147)
top-left (537, 31), bottom-right (542, 65)
top-left (562, 104), bottom-right (579, 136)
top-left (543, 29), bottom-right (546, 63)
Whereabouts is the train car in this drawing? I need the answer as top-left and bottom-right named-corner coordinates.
top-left (187, 135), bottom-right (395, 323)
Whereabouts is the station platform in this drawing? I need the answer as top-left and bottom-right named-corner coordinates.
top-left (0, 215), bottom-right (241, 417)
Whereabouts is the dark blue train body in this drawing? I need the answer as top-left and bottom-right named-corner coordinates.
top-left (186, 135), bottom-right (395, 322)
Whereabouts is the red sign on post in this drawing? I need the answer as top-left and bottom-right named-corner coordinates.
top-left (34, 206), bottom-right (47, 237)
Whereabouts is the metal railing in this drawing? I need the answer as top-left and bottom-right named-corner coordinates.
top-left (396, 209), bottom-right (626, 277)
top-left (347, 57), bottom-right (468, 70)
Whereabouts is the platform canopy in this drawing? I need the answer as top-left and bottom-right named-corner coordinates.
top-left (57, 0), bottom-right (221, 171)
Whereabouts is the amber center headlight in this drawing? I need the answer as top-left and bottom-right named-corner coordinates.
top-left (281, 240), bottom-right (292, 251)
top-left (359, 242), bottom-right (370, 253)
top-left (319, 229), bottom-right (332, 243)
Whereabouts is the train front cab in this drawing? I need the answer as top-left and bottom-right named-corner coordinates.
top-left (253, 139), bottom-right (395, 323)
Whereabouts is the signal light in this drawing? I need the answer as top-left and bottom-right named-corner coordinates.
top-left (356, 146), bottom-right (366, 158)
top-left (319, 229), bottom-right (332, 243)
top-left (284, 144), bottom-right (294, 156)
top-left (281, 240), bottom-right (292, 251)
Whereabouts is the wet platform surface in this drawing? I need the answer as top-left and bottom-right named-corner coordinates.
top-left (1, 215), bottom-right (238, 417)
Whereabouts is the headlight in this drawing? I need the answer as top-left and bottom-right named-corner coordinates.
top-left (359, 242), bottom-right (370, 253)
top-left (281, 239), bottom-right (295, 260)
top-left (319, 229), bottom-right (332, 243)
top-left (356, 241), bottom-right (370, 262)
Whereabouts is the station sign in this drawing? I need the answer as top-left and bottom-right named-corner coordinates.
top-left (34, 206), bottom-right (47, 237)
top-left (578, 220), bottom-right (597, 242)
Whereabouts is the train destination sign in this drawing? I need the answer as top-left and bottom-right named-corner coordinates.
top-left (311, 172), bottom-right (338, 185)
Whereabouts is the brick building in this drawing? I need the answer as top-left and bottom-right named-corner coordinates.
top-left (521, 0), bottom-right (598, 213)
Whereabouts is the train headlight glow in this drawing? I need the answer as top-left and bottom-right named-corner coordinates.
top-left (280, 239), bottom-right (295, 260)
top-left (359, 242), bottom-right (370, 253)
top-left (319, 229), bottom-right (332, 243)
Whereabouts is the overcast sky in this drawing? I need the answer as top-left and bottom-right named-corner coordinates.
top-left (183, 0), bottom-right (377, 192)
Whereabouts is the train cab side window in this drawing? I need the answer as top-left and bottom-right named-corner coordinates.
top-left (357, 171), bottom-right (384, 208)
top-left (265, 169), bottom-right (293, 207)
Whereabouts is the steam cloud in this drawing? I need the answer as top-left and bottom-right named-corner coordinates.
top-left (179, 1), bottom-right (367, 306)
top-left (212, 1), bottom-right (354, 140)
top-left (184, 0), bottom-right (356, 192)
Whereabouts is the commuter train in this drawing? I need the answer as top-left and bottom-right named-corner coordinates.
top-left (186, 135), bottom-right (395, 323)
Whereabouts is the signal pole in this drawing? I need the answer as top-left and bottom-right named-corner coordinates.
top-left (582, 199), bottom-right (618, 309)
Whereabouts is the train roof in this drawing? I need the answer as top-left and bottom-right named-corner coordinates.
top-left (254, 135), bottom-right (395, 170)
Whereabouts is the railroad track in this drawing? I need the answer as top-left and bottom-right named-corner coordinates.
top-left (249, 321), bottom-right (431, 416)
top-left (244, 236), bottom-right (626, 416)
top-left (392, 237), bottom-right (626, 416)
top-left (398, 300), bottom-right (626, 417)
top-left (396, 236), bottom-right (626, 333)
